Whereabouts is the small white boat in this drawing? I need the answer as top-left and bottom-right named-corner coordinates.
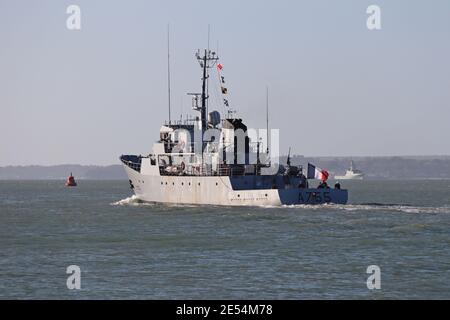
top-left (335, 160), bottom-right (364, 180)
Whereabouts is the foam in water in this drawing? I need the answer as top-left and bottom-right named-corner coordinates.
top-left (112, 196), bottom-right (450, 214)
top-left (279, 203), bottom-right (450, 214)
top-left (111, 195), bottom-right (144, 206)
top-left (111, 196), bottom-right (202, 208)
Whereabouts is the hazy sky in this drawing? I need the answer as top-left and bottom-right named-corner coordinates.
top-left (0, 0), bottom-right (449, 166)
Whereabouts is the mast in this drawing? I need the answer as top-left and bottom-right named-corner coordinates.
top-left (266, 86), bottom-right (269, 154)
top-left (207, 24), bottom-right (210, 52)
top-left (201, 50), bottom-right (207, 129)
top-left (196, 49), bottom-right (219, 130)
top-left (167, 24), bottom-right (172, 125)
top-left (206, 25), bottom-right (210, 118)
top-left (287, 147), bottom-right (291, 166)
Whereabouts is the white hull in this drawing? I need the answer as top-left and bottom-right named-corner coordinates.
top-left (123, 165), bottom-right (348, 206)
top-left (334, 174), bottom-right (364, 180)
top-left (335, 161), bottom-right (364, 180)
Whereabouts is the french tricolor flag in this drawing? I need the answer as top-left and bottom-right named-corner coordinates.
top-left (307, 163), bottom-right (329, 181)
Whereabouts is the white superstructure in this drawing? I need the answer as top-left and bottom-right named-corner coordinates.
top-left (335, 160), bottom-right (364, 180)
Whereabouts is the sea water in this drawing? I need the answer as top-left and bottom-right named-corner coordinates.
top-left (0, 180), bottom-right (449, 299)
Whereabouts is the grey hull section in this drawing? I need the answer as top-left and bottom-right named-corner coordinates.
top-left (123, 165), bottom-right (348, 206)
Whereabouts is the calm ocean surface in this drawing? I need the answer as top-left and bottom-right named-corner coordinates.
top-left (0, 180), bottom-right (449, 299)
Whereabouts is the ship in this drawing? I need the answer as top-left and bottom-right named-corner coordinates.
top-left (120, 48), bottom-right (348, 206)
top-left (334, 160), bottom-right (364, 180)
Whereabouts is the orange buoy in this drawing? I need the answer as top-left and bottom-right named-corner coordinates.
top-left (66, 173), bottom-right (77, 187)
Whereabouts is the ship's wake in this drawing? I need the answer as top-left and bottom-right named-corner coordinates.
top-left (111, 195), bottom-right (147, 206)
top-left (278, 203), bottom-right (450, 214)
top-left (111, 196), bottom-right (202, 208)
top-left (111, 196), bottom-right (449, 214)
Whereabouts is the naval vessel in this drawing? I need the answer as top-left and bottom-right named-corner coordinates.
top-left (335, 160), bottom-right (364, 180)
top-left (120, 48), bottom-right (348, 206)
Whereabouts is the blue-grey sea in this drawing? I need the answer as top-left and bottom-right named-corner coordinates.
top-left (0, 180), bottom-right (449, 299)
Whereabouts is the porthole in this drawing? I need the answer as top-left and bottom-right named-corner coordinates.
top-left (198, 182), bottom-right (201, 186)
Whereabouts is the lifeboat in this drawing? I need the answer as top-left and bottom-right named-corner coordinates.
top-left (66, 173), bottom-right (77, 187)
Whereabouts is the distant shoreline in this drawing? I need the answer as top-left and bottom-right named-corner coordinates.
top-left (2, 154), bottom-right (450, 168)
top-left (0, 164), bottom-right (127, 181)
top-left (2, 156), bottom-right (450, 180)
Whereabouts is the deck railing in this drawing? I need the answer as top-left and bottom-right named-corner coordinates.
top-left (158, 164), bottom-right (261, 177)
